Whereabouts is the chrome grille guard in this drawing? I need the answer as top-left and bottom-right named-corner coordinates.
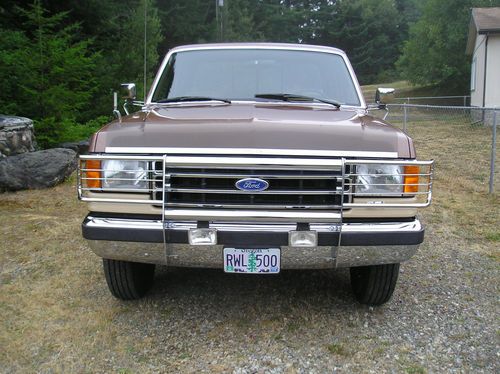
top-left (78, 154), bottom-right (434, 223)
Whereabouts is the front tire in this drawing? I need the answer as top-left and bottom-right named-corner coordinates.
top-left (103, 259), bottom-right (155, 300)
top-left (350, 263), bottom-right (400, 306)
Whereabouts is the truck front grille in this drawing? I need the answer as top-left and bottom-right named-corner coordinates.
top-left (78, 155), bottom-right (434, 217)
top-left (153, 164), bottom-right (351, 210)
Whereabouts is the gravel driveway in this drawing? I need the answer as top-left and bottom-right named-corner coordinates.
top-left (105, 225), bottom-right (498, 373)
top-left (1, 183), bottom-right (499, 373)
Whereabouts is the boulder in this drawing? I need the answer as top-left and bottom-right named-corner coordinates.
top-left (0, 116), bottom-right (36, 157)
top-left (0, 148), bottom-right (77, 192)
top-left (57, 140), bottom-right (90, 154)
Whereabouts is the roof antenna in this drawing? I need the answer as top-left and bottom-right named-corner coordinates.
top-left (143, 0), bottom-right (147, 102)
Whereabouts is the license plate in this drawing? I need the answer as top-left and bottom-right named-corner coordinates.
top-left (223, 248), bottom-right (280, 274)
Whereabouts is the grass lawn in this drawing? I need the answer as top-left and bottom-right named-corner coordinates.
top-left (361, 80), bottom-right (442, 102)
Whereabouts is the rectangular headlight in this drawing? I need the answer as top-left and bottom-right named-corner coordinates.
top-left (356, 164), bottom-right (404, 195)
top-left (102, 160), bottom-right (148, 190)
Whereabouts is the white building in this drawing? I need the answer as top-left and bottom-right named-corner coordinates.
top-left (466, 7), bottom-right (500, 108)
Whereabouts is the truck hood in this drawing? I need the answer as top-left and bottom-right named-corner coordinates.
top-left (93, 103), bottom-right (413, 158)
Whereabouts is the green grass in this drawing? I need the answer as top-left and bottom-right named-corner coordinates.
top-left (361, 80), bottom-right (439, 103)
top-left (117, 369), bottom-right (134, 374)
top-left (405, 365), bottom-right (427, 374)
top-left (486, 232), bottom-right (500, 242)
top-left (326, 343), bottom-right (348, 356)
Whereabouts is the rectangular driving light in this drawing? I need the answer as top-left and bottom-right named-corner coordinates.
top-left (289, 230), bottom-right (318, 247)
top-left (188, 228), bottom-right (217, 245)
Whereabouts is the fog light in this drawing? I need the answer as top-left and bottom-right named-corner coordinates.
top-left (188, 228), bottom-right (217, 245)
top-left (289, 231), bottom-right (318, 247)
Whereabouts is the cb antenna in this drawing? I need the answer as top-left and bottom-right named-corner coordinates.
top-left (216, 0), bottom-right (224, 41)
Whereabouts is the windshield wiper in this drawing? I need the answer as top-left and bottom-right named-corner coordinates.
top-left (156, 96), bottom-right (231, 104)
top-left (255, 93), bottom-right (341, 108)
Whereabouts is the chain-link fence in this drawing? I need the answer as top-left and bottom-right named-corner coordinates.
top-left (393, 95), bottom-right (471, 106)
top-left (375, 104), bottom-right (498, 194)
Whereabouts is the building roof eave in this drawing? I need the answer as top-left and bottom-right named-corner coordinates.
top-left (478, 29), bottom-right (500, 34)
top-left (467, 7), bottom-right (500, 54)
top-left (466, 16), bottom-right (477, 55)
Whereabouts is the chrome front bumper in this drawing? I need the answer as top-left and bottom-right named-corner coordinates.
top-left (83, 216), bottom-right (423, 269)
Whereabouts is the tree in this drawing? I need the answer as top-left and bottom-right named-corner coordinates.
top-left (106, 0), bottom-right (162, 101)
top-left (224, 0), bottom-right (264, 41)
top-left (0, 29), bottom-right (31, 116)
top-left (295, 0), bottom-right (404, 84)
top-left (397, 0), bottom-right (500, 93)
top-left (0, 1), bottom-right (99, 121)
top-left (0, 1), bottom-right (104, 148)
top-left (156, 0), bottom-right (216, 50)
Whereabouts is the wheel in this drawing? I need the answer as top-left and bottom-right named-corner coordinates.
top-left (350, 263), bottom-right (400, 306)
top-left (102, 259), bottom-right (155, 300)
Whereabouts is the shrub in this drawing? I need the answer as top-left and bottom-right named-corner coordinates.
top-left (35, 116), bottom-right (110, 149)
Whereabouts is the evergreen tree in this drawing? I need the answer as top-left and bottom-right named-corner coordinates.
top-left (300, 0), bottom-right (403, 84)
top-left (0, 29), bottom-right (30, 116)
top-left (156, 0), bottom-right (216, 50)
top-left (107, 0), bottom-right (162, 100)
top-left (0, 1), bottom-right (99, 121)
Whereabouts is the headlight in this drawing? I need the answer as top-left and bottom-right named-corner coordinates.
top-left (356, 164), bottom-right (404, 195)
top-left (102, 160), bottom-right (148, 190)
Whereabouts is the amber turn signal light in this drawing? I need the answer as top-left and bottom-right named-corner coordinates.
top-left (85, 160), bottom-right (101, 189)
top-left (403, 165), bottom-right (420, 194)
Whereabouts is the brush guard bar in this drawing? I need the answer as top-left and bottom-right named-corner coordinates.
top-left (78, 154), bottom-right (434, 224)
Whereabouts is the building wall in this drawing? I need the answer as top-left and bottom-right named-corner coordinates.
top-left (471, 34), bottom-right (486, 107)
top-left (485, 34), bottom-right (500, 107)
top-left (471, 34), bottom-right (500, 108)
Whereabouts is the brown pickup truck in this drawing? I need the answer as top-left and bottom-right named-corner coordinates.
top-left (78, 43), bottom-right (433, 305)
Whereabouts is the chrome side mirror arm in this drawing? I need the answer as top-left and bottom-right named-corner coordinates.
top-left (366, 103), bottom-right (390, 120)
top-left (113, 84), bottom-right (146, 120)
top-left (123, 101), bottom-right (130, 116)
top-left (113, 91), bottom-right (122, 122)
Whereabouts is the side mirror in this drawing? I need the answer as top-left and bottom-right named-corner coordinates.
top-left (120, 83), bottom-right (137, 100)
top-left (375, 87), bottom-right (395, 107)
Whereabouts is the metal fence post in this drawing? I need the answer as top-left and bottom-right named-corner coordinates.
top-left (489, 108), bottom-right (497, 194)
top-left (403, 103), bottom-right (408, 132)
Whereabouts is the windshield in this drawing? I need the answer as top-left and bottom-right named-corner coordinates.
top-left (151, 49), bottom-right (362, 106)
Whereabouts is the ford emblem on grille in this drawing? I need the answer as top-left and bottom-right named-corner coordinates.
top-left (235, 178), bottom-right (269, 192)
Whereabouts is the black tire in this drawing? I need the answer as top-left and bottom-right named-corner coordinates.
top-left (102, 259), bottom-right (155, 300)
top-left (350, 263), bottom-right (400, 306)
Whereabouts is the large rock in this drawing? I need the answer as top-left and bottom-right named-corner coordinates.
top-left (0, 116), bottom-right (36, 157)
top-left (0, 148), bottom-right (77, 191)
top-left (57, 140), bottom-right (90, 155)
